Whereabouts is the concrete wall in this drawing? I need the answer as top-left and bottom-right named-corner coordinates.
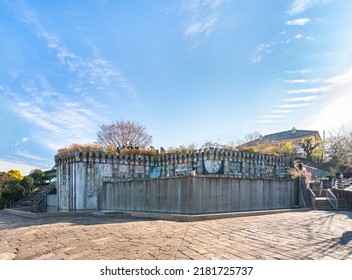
top-left (46, 194), bottom-right (58, 208)
top-left (99, 176), bottom-right (298, 214)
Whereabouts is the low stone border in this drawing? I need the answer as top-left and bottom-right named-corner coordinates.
top-left (123, 208), bottom-right (311, 222)
top-left (2, 207), bottom-right (311, 221)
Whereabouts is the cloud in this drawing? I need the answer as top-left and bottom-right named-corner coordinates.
top-left (288, 0), bottom-right (328, 15)
top-left (182, 0), bottom-right (225, 39)
top-left (252, 55), bottom-right (262, 64)
top-left (10, 0), bottom-right (136, 98)
top-left (16, 150), bottom-right (47, 161)
top-left (284, 95), bottom-right (319, 102)
top-left (0, 159), bottom-right (41, 175)
top-left (13, 137), bottom-right (30, 147)
top-left (295, 34), bottom-right (303, 39)
top-left (286, 18), bottom-right (311, 26)
top-left (285, 69), bottom-right (312, 74)
top-left (3, 86), bottom-right (106, 151)
top-left (276, 103), bottom-right (309, 108)
top-left (184, 16), bottom-right (218, 37)
top-left (260, 115), bottom-right (287, 119)
top-left (1, 1), bottom-right (137, 152)
top-left (271, 109), bottom-right (293, 113)
top-left (325, 67), bottom-right (352, 85)
top-left (300, 66), bottom-right (352, 130)
top-left (287, 86), bottom-right (333, 94)
top-left (283, 79), bottom-right (308, 84)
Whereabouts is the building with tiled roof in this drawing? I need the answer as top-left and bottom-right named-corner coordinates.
top-left (240, 127), bottom-right (322, 158)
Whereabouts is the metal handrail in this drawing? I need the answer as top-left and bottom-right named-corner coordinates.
top-left (308, 188), bottom-right (317, 209)
top-left (326, 189), bottom-right (338, 211)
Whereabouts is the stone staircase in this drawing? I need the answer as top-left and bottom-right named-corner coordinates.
top-left (13, 185), bottom-right (55, 209)
top-left (312, 190), bottom-right (350, 211)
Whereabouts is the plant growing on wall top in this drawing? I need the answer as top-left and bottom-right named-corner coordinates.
top-left (58, 143), bottom-right (106, 155)
top-left (288, 163), bottom-right (312, 182)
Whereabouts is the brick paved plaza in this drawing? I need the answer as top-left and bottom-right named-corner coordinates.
top-left (0, 210), bottom-right (351, 260)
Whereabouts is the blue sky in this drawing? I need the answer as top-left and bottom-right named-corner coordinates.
top-left (1, 0), bottom-right (352, 174)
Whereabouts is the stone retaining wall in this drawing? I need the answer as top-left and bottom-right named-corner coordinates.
top-left (55, 148), bottom-right (293, 212)
top-left (100, 176), bottom-right (298, 214)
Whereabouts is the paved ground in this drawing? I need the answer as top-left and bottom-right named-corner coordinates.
top-left (0, 210), bottom-right (351, 260)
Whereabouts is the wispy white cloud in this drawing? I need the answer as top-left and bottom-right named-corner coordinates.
top-left (1, 1), bottom-right (136, 153)
top-left (16, 150), bottom-right (47, 161)
top-left (271, 109), bottom-right (293, 113)
top-left (283, 79), bottom-right (308, 83)
top-left (285, 69), bottom-right (312, 74)
top-left (12, 137), bottom-right (30, 147)
top-left (11, 0), bottom-right (136, 98)
top-left (3, 85), bottom-right (105, 151)
top-left (182, 0), bottom-right (225, 39)
top-left (286, 18), bottom-right (311, 26)
top-left (288, 0), bottom-right (328, 15)
top-left (325, 67), bottom-right (352, 85)
top-left (288, 85), bottom-right (334, 94)
top-left (0, 159), bottom-right (41, 175)
top-left (303, 66), bottom-right (352, 131)
top-left (276, 103), bottom-right (309, 108)
top-left (252, 55), bottom-right (262, 64)
top-left (285, 95), bottom-right (319, 102)
top-left (184, 16), bottom-right (218, 37)
top-left (260, 115), bottom-right (287, 119)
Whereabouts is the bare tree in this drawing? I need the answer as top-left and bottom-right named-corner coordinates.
top-left (96, 120), bottom-right (152, 148)
top-left (236, 131), bottom-right (262, 145)
top-left (300, 136), bottom-right (321, 161)
top-left (243, 131), bottom-right (262, 144)
top-left (326, 125), bottom-right (352, 170)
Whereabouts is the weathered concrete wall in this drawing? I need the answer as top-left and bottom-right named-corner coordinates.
top-left (99, 177), bottom-right (298, 214)
top-left (46, 194), bottom-right (58, 208)
top-left (55, 148), bottom-right (293, 212)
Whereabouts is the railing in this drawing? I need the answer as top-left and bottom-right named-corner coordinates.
top-left (326, 189), bottom-right (338, 211)
top-left (337, 178), bottom-right (352, 189)
top-left (308, 188), bottom-right (317, 209)
top-left (13, 185), bottom-right (56, 208)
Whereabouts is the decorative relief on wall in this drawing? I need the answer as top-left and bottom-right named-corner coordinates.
top-left (87, 163), bottom-right (95, 197)
top-left (174, 163), bottom-right (187, 175)
top-left (55, 148), bottom-right (290, 188)
top-left (229, 162), bottom-right (242, 176)
top-left (277, 166), bottom-right (286, 178)
top-left (134, 165), bottom-right (145, 175)
top-left (117, 164), bottom-right (130, 175)
top-left (62, 163), bottom-right (67, 186)
top-left (61, 162), bottom-right (69, 208)
top-left (150, 166), bottom-right (161, 178)
top-left (102, 164), bottom-right (112, 177)
top-left (204, 160), bottom-right (223, 174)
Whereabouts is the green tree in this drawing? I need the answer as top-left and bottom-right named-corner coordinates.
top-left (29, 169), bottom-right (45, 187)
top-left (2, 180), bottom-right (25, 207)
top-left (0, 171), bottom-right (12, 187)
top-left (21, 176), bottom-right (35, 193)
top-left (279, 141), bottom-right (296, 156)
top-left (0, 189), bottom-right (3, 209)
top-left (7, 169), bottom-right (23, 181)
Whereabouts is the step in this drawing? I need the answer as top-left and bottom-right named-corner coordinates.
top-left (314, 198), bottom-right (351, 211)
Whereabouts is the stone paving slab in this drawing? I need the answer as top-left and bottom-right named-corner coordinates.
top-left (0, 210), bottom-right (351, 260)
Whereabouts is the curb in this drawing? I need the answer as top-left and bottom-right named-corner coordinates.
top-left (2, 207), bottom-right (311, 221)
top-left (123, 208), bottom-right (311, 222)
